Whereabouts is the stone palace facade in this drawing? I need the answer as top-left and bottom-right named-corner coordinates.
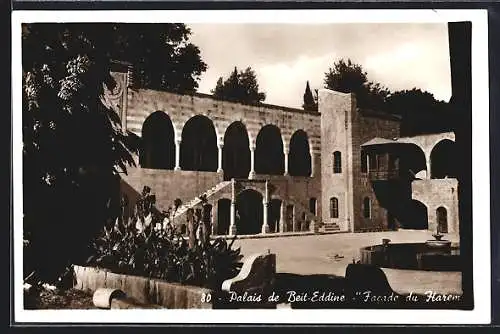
top-left (107, 62), bottom-right (459, 236)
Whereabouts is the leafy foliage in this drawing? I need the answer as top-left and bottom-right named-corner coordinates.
top-left (86, 187), bottom-right (243, 290)
top-left (323, 58), bottom-right (390, 111)
top-left (22, 23), bottom-right (139, 284)
top-left (103, 23), bottom-right (207, 93)
top-left (323, 58), bottom-right (451, 135)
top-left (212, 67), bottom-right (266, 105)
top-left (386, 88), bottom-right (452, 136)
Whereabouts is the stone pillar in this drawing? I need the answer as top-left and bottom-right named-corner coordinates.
top-left (174, 138), bottom-right (181, 171)
top-left (211, 205), bottom-right (217, 236)
top-left (284, 146), bottom-right (289, 176)
top-left (279, 201), bottom-right (286, 233)
top-left (426, 153), bottom-right (432, 179)
top-left (229, 179), bottom-right (237, 235)
top-left (249, 143), bottom-right (256, 179)
top-left (310, 151), bottom-right (316, 177)
top-left (292, 205), bottom-right (297, 232)
top-left (217, 143), bottom-right (224, 174)
top-left (261, 201), bottom-right (269, 234)
top-left (366, 153), bottom-right (370, 173)
top-left (261, 181), bottom-right (270, 234)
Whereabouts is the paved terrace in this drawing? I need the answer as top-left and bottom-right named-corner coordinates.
top-left (234, 230), bottom-right (462, 295)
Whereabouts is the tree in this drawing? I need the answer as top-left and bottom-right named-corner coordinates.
top-left (21, 23), bottom-right (140, 284)
top-left (104, 23), bottom-right (207, 94)
top-left (302, 81), bottom-right (318, 112)
top-left (211, 67), bottom-right (266, 105)
top-left (323, 58), bottom-right (389, 111)
top-left (386, 88), bottom-right (452, 135)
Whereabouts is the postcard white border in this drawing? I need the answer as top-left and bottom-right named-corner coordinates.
top-left (12, 9), bottom-right (491, 324)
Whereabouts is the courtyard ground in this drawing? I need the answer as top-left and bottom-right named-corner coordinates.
top-left (234, 229), bottom-right (462, 295)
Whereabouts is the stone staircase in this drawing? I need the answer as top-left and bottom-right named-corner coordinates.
top-left (172, 181), bottom-right (232, 218)
top-left (320, 222), bottom-right (341, 233)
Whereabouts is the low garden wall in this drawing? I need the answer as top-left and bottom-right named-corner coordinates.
top-left (73, 265), bottom-right (215, 309)
top-left (73, 251), bottom-right (277, 309)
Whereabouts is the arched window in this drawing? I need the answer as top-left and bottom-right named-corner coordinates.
top-left (333, 151), bottom-right (342, 173)
top-left (330, 197), bottom-right (339, 218)
top-left (436, 206), bottom-right (448, 233)
top-left (363, 197), bottom-right (371, 218)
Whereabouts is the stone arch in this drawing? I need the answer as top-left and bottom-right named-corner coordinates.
top-left (436, 206), bottom-right (448, 233)
top-left (180, 115), bottom-right (218, 172)
top-left (223, 121), bottom-right (251, 180)
top-left (399, 144), bottom-right (427, 179)
top-left (288, 129), bottom-right (312, 176)
top-left (255, 124), bottom-right (285, 175)
top-left (216, 198), bottom-right (231, 235)
top-left (235, 189), bottom-right (263, 235)
top-left (430, 139), bottom-right (456, 179)
top-left (140, 111), bottom-right (175, 169)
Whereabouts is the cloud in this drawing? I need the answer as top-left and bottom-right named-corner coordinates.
top-left (189, 23), bottom-right (451, 107)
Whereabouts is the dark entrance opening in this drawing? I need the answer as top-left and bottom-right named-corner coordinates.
top-left (216, 198), bottom-right (231, 235)
top-left (309, 198), bottom-right (317, 216)
top-left (140, 111), bottom-right (175, 169)
top-left (286, 204), bottom-right (294, 232)
top-left (401, 200), bottom-right (428, 229)
top-left (288, 130), bottom-right (311, 176)
top-left (223, 121), bottom-right (251, 180)
top-left (180, 115), bottom-right (217, 171)
top-left (269, 199), bottom-right (282, 233)
top-left (235, 189), bottom-right (263, 235)
top-left (255, 125), bottom-right (284, 175)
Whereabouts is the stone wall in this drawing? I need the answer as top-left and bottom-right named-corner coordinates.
top-left (319, 90), bottom-right (354, 232)
top-left (109, 71), bottom-right (321, 153)
top-left (121, 167), bottom-right (223, 211)
top-left (411, 178), bottom-right (460, 233)
top-left (351, 108), bottom-right (401, 232)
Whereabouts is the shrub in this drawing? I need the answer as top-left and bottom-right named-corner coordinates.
top-left (85, 187), bottom-right (243, 290)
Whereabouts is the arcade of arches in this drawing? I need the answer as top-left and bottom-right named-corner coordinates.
top-left (211, 182), bottom-right (315, 236)
top-left (139, 112), bottom-right (315, 179)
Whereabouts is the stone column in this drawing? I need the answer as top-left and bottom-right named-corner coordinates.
top-left (174, 138), bottom-right (181, 171)
top-left (261, 201), bottom-right (269, 234)
top-left (261, 181), bottom-right (270, 234)
top-left (211, 204), bottom-right (217, 236)
top-left (217, 143), bottom-right (224, 174)
top-left (229, 179), bottom-right (237, 235)
top-left (279, 201), bottom-right (286, 233)
top-left (366, 153), bottom-right (370, 173)
top-left (310, 150), bottom-right (316, 177)
top-left (284, 146), bottom-right (289, 176)
top-left (426, 153), bottom-right (432, 179)
top-left (292, 206), bottom-right (297, 232)
top-left (249, 143), bottom-right (256, 179)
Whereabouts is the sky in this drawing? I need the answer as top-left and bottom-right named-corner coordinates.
top-left (188, 23), bottom-right (452, 109)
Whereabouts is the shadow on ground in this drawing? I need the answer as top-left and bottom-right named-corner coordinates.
top-left (272, 264), bottom-right (466, 310)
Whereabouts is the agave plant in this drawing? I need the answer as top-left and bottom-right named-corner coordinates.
top-left (85, 186), bottom-right (243, 290)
